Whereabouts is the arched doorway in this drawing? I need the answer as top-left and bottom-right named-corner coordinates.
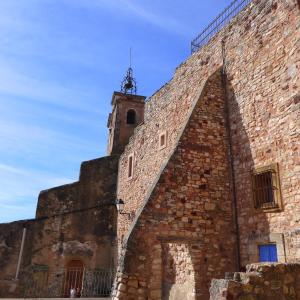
top-left (63, 260), bottom-right (85, 297)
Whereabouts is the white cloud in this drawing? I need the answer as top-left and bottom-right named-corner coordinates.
top-left (0, 162), bottom-right (74, 222)
top-left (0, 60), bottom-right (100, 113)
top-left (65, 0), bottom-right (193, 38)
top-left (119, 0), bottom-right (192, 37)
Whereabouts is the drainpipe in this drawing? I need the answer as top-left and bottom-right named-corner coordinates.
top-left (221, 39), bottom-right (241, 271)
top-left (15, 227), bottom-right (27, 280)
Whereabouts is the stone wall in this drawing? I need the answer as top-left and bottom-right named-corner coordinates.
top-left (32, 155), bottom-right (119, 276)
top-left (0, 220), bottom-right (28, 281)
top-left (115, 0), bottom-right (300, 298)
top-left (37, 156), bottom-right (118, 218)
top-left (107, 92), bottom-right (145, 155)
top-left (210, 263), bottom-right (300, 299)
top-left (225, 0), bottom-right (300, 265)
top-left (0, 155), bottom-right (119, 297)
top-left (0, 220), bottom-right (32, 297)
top-left (116, 0), bottom-right (300, 258)
top-left (113, 70), bottom-right (237, 300)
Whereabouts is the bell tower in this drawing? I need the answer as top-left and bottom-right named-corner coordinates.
top-left (107, 63), bottom-right (146, 155)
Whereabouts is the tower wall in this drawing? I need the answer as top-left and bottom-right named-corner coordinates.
top-left (107, 92), bottom-right (145, 155)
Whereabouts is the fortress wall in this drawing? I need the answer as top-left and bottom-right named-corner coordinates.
top-left (30, 156), bottom-right (118, 272)
top-left (117, 0), bottom-right (300, 265)
top-left (224, 0), bottom-right (300, 266)
top-left (0, 156), bottom-right (119, 297)
top-left (37, 156), bottom-right (118, 218)
top-left (114, 70), bottom-right (236, 300)
top-left (116, 0), bottom-right (264, 242)
top-left (0, 219), bottom-right (34, 297)
top-left (0, 220), bottom-right (29, 280)
top-left (114, 0), bottom-right (300, 298)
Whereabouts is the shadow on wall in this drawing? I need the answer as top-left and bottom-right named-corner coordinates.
top-left (115, 68), bottom-right (277, 300)
top-left (162, 243), bottom-right (195, 300)
top-left (225, 74), bottom-right (272, 268)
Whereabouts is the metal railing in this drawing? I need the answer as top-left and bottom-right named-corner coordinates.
top-left (191, 0), bottom-right (253, 53)
top-left (22, 267), bottom-right (113, 298)
top-left (253, 171), bottom-right (278, 209)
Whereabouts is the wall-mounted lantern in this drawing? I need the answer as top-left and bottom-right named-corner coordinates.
top-left (115, 198), bottom-right (125, 213)
top-left (115, 199), bottom-right (135, 220)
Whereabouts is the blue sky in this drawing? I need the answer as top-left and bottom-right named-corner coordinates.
top-left (0, 0), bottom-right (231, 223)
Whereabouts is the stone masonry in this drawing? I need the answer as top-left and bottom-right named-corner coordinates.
top-left (114, 0), bottom-right (300, 299)
top-left (0, 0), bottom-right (299, 299)
top-left (0, 156), bottom-right (119, 297)
top-left (210, 263), bottom-right (300, 300)
top-left (114, 70), bottom-right (237, 300)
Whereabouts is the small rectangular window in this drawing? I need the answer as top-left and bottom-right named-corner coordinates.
top-left (252, 164), bottom-right (282, 211)
top-left (128, 154), bottom-right (134, 179)
top-left (259, 244), bottom-right (278, 262)
top-left (159, 131), bottom-right (167, 149)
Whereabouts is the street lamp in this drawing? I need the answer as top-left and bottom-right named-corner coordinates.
top-left (115, 199), bottom-right (135, 220)
top-left (115, 198), bottom-right (125, 213)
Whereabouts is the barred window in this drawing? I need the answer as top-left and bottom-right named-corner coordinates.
top-left (252, 164), bottom-right (282, 211)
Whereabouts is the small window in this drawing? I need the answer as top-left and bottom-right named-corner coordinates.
top-left (127, 109), bottom-right (136, 125)
top-left (252, 164), bottom-right (282, 210)
top-left (128, 154), bottom-right (134, 179)
top-left (159, 131), bottom-right (167, 149)
top-left (259, 244), bottom-right (278, 262)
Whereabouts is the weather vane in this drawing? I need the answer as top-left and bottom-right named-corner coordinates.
top-left (121, 48), bottom-right (137, 95)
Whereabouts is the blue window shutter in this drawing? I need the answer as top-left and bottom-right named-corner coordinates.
top-left (259, 245), bottom-right (270, 262)
top-left (269, 244), bottom-right (278, 262)
top-left (259, 244), bottom-right (278, 262)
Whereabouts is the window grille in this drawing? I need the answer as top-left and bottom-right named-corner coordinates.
top-left (252, 164), bottom-right (282, 210)
top-left (22, 267), bottom-right (113, 298)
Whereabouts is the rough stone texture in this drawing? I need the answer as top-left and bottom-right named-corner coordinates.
top-left (0, 0), bottom-right (299, 299)
top-left (210, 263), bottom-right (300, 300)
top-left (0, 156), bottom-right (119, 297)
top-left (0, 220), bottom-right (29, 281)
top-left (0, 220), bottom-right (32, 297)
top-left (114, 0), bottom-right (300, 298)
top-left (113, 70), bottom-right (236, 300)
top-left (107, 92), bottom-right (146, 155)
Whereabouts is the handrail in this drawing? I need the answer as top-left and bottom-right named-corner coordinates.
top-left (191, 0), bottom-right (253, 53)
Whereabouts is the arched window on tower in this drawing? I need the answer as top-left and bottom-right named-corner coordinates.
top-left (126, 109), bottom-right (136, 125)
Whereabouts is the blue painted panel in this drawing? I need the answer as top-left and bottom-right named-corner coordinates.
top-left (269, 244), bottom-right (278, 262)
top-left (259, 244), bottom-right (278, 262)
top-left (259, 245), bottom-right (270, 262)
